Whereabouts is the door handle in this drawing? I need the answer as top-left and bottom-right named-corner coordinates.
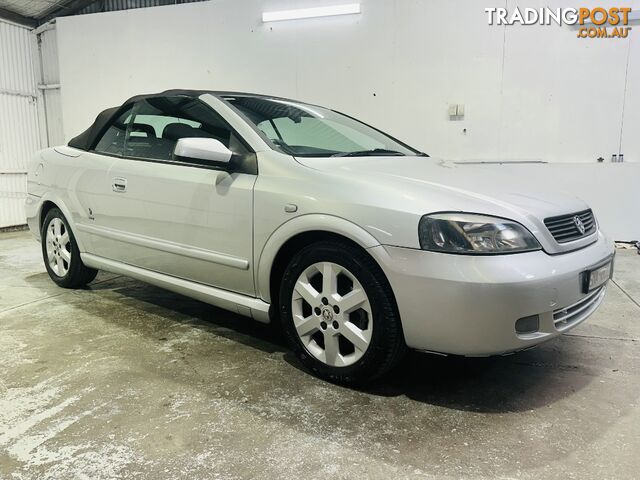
top-left (112, 177), bottom-right (127, 193)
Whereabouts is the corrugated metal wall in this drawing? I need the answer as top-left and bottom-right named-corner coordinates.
top-left (37, 25), bottom-right (64, 146)
top-left (77, 0), bottom-right (204, 15)
top-left (0, 20), bottom-right (41, 228)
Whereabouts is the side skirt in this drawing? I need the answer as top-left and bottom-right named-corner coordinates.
top-left (81, 253), bottom-right (271, 323)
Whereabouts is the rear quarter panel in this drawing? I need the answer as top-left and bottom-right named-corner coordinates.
top-left (26, 146), bottom-right (110, 252)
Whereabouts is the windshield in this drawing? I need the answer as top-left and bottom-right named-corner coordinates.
top-left (222, 95), bottom-right (423, 158)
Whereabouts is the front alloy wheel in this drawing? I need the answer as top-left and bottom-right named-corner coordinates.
top-left (280, 240), bottom-right (406, 385)
top-left (292, 262), bottom-right (373, 367)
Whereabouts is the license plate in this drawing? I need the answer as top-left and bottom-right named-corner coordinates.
top-left (583, 261), bottom-right (612, 293)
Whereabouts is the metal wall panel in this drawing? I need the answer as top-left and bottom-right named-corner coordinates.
top-left (0, 93), bottom-right (39, 171)
top-left (77, 0), bottom-right (204, 15)
top-left (37, 25), bottom-right (65, 146)
top-left (42, 87), bottom-right (64, 146)
top-left (0, 174), bottom-right (28, 228)
top-left (39, 26), bottom-right (59, 85)
top-left (0, 19), bottom-right (40, 228)
top-left (0, 20), bottom-right (37, 94)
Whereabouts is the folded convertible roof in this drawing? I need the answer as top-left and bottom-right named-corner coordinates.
top-left (67, 89), bottom-right (211, 151)
top-left (66, 89), bottom-right (309, 151)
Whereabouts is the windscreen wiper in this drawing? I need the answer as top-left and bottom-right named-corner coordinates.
top-left (332, 148), bottom-right (406, 157)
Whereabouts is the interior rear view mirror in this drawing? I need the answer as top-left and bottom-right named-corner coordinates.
top-left (173, 137), bottom-right (233, 167)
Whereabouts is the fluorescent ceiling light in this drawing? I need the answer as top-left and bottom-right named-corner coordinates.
top-left (262, 3), bottom-right (361, 23)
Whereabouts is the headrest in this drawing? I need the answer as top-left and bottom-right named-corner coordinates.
top-left (132, 123), bottom-right (156, 137)
top-left (162, 123), bottom-right (196, 140)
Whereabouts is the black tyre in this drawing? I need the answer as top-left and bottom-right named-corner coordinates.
top-left (279, 240), bottom-right (406, 385)
top-left (41, 208), bottom-right (98, 288)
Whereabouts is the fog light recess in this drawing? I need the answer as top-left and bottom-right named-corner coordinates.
top-left (515, 315), bottom-right (540, 334)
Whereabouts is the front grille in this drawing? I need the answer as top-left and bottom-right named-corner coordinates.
top-left (544, 209), bottom-right (596, 243)
top-left (553, 286), bottom-right (606, 331)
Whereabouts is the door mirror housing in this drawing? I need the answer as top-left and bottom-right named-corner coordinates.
top-left (173, 137), bottom-right (233, 168)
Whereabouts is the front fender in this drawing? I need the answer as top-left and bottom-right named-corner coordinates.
top-left (255, 213), bottom-right (383, 303)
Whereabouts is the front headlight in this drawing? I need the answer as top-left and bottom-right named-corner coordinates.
top-left (418, 213), bottom-right (541, 254)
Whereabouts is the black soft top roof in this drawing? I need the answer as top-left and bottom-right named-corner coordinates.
top-left (68, 89), bottom-right (213, 151)
top-left (67, 89), bottom-right (272, 151)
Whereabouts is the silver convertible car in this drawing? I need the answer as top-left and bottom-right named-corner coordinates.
top-left (26, 90), bottom-right (614, 384)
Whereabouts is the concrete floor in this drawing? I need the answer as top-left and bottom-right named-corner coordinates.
top-left (0, 230), bottom-right (638, 480)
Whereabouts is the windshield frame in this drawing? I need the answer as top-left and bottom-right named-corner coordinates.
top-left (218, 94), bottom-right (427, 158)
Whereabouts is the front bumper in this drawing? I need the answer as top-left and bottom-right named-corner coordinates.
top-left (371, 231), bottom-right (614, 355)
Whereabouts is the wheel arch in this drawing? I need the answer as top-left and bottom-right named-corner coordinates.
top-left (257, 214), bottom-right (387, 306)
top-left (39, 200), bottom-right (57, 229)
top-left (36, 194), bottom-right (87, 252)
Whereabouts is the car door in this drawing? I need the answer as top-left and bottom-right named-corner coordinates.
top-left (72, 104), bottom-right (135, 254)
top-left (84, 95), bottom-right (257, 296)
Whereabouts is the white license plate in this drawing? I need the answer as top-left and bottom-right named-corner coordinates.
top-left (585, 261), bottom-right (612, 292)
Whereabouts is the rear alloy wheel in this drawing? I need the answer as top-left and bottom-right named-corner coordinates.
top-left (41, 208), bottom-right (98, 288)
top-left (45, 217), bottom-right (71, 277)
top-left (280, 240), bottom-right (406, 385)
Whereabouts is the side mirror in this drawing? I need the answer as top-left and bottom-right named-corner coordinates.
top-left (173, 137), bottom-right (233, 168)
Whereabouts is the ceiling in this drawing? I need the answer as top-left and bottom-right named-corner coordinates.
top-left (0, 0), bottom-right (88, 27)
top-left (0, 0), bottom-right (204, 28)
top-left (0, 0), bottom-right (72, 18)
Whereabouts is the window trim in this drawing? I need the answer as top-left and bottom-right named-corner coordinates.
top-left (90, 95), bottom-right (258, 174)
top-left (88, 148), bottom-right (256, 174)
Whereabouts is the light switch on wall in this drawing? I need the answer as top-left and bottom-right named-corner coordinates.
top-left (448, 103), bottom-right (465, 120)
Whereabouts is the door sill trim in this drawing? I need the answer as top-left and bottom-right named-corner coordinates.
top-left (76, 223), bottom-right (249, 270)
top-left (81, 253), bottom-right (270, 323)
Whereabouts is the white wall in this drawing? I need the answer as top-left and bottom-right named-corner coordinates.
top-left (53, 0), bottom-right (639, 239)
top-left (56, 0), bottom-right (640, 163)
